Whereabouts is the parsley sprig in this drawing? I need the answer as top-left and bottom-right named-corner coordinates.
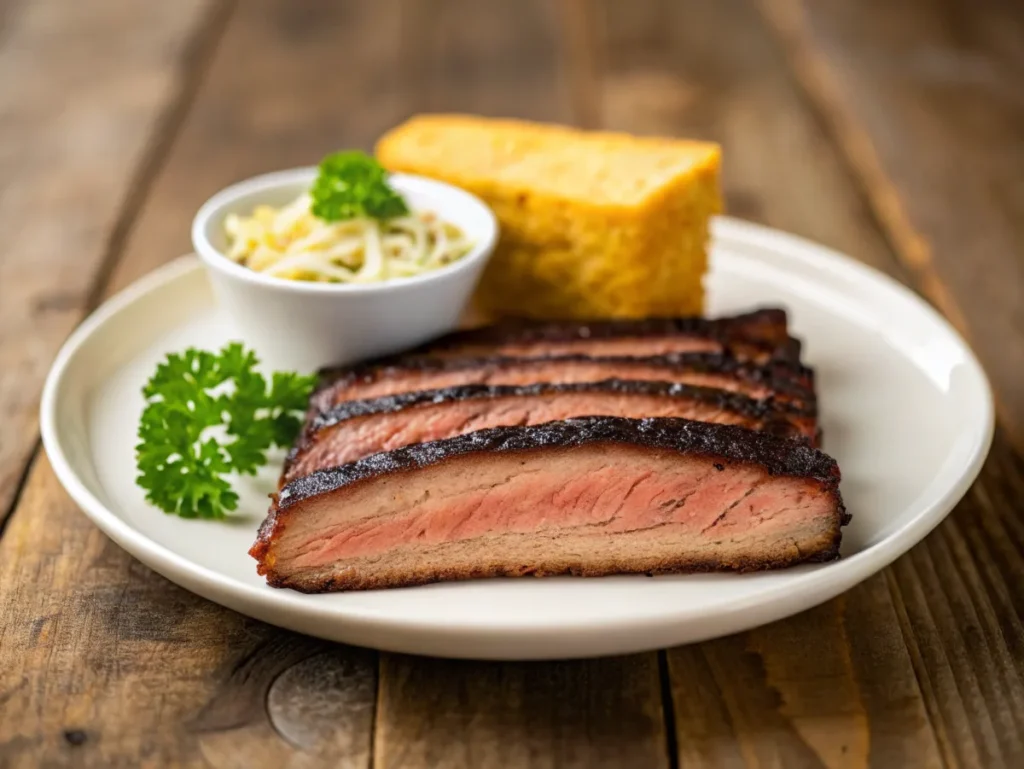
top-left (310, 150), bottom-right (409, 222)
top-left (135, 343), bottom-right (316, 519)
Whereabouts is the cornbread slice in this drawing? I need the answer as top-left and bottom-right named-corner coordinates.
top-left (375, 115), bottom-right (722, 319)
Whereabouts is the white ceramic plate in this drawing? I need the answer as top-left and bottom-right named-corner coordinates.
top-left (41, 217), bottom-right (993, 660)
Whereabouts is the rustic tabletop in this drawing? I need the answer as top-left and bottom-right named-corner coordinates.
top-left (2, 0), bottom-right (1023, 767)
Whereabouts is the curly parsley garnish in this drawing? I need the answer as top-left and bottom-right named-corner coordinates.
top-left (135, 343), bottom-right (316, 519)
top-left (310, 150), bottom-right (409, 222)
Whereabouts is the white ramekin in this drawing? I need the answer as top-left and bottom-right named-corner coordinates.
top-left (191, 167), bottom-right (498, 373)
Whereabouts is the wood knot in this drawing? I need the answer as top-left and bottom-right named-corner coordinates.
top-left (266, 651), bottom-right (376, 752)
top-left (63, 729), bottom-right (88, 747)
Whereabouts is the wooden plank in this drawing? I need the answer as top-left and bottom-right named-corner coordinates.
top-left (369, 2), bottom-right (669, 766)
top-left (374, 654), bottom-right (668, 769)
top-left (400, 0), bottom-right (574, 123)
top-left (594, 1), bottom-right (947, 766)
top-left (107, 0), bottom-right (413, 293)
top-left (757, 0), bottom-right (1024, 447)
top-left (0, 456), bottom-right (375, 769)
top-left (595, 0), bottom-right (902, 277)
top-left (669, 577), bottom-right (949, 769)
top-left (0, 0), bottom-right (218, 527)
top-left (882, 433), bottom-right (1024, 769)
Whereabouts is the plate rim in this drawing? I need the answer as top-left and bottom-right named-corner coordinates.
top-left (40, 216), bottom-right (995, 656)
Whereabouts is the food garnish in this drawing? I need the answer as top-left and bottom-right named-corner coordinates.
top-left (223, 150), bottom-right (472, 284)
top-left (135, 343), bottom-right (316, 519)
top-left (311, 151), bottom-right (409, 222)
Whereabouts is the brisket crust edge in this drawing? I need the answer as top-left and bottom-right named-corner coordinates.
top-left (253, 417), bottom-right (849, 581)
top-left (416, 308), bottom-right (791, 349)
top-left (313, 351), bottom-right (816, 405)
top-left (285, 380), bottom-right (817, 478)
top-left (310, 380), bottom-right (814, 429)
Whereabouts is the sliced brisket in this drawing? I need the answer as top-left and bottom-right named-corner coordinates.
top-left (311, 352), bottom-right (816, 417)
top-left (284, 380), bottom-right (818, 484)
top-left (411, 309), bottom-right (801, 363)
top-left (253, 417), bottom-right (847, 592)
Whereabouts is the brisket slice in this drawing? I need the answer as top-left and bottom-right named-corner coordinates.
top-left (410, 309), bottom-right (801, 363)
top-left (285, 381), bottom-right (818, 484)
top-left (252, 417), bottom-right (847, 593)
top-left (311, 352), bottom-right (816, 417)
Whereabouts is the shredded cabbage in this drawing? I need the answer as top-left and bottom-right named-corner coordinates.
top-left (223, 192), bottom-right (472, 283)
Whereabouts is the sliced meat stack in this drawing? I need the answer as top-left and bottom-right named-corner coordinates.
top-left (312, 352), bottom-right (816, 413)
top-left (251, 308), bottom-right (847, 592)
top-left (284, 381), bottom-right (818, 484)
top-left (410, 309), bottom-right (801, 362)
top-left (254, 418), bottom-right (847, 592)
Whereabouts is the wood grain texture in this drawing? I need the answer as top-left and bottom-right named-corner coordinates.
top-left (757, 0), bottom-right (1024, 447)
top-left (595, 0), bottom-right (902, 277)
top-left (0, 454), bottom-right (375, 769)
top-left (266, 651), bottom-right (376, 761)
top-left (668, 578), bottom-right (947, 769)
top-left (108, 0), bottom-right (413, 293)
top-left (881, 430), bottom-right (1024, 769)
top-left (374, 654), bottom-right (668, 769)
top-left (0, 0), bottom-right (217, 527)
top-left (401, 0), bottom-right (573, 123)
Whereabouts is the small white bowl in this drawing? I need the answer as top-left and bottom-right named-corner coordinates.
top-left (192, 167), bottom-right (498, 373)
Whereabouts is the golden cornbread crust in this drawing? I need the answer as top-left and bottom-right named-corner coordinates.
top-left (376, 114), bottom-right (722, 320)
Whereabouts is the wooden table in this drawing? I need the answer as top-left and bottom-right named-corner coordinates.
top-left (2, 1), bottom-right (1022, 766)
